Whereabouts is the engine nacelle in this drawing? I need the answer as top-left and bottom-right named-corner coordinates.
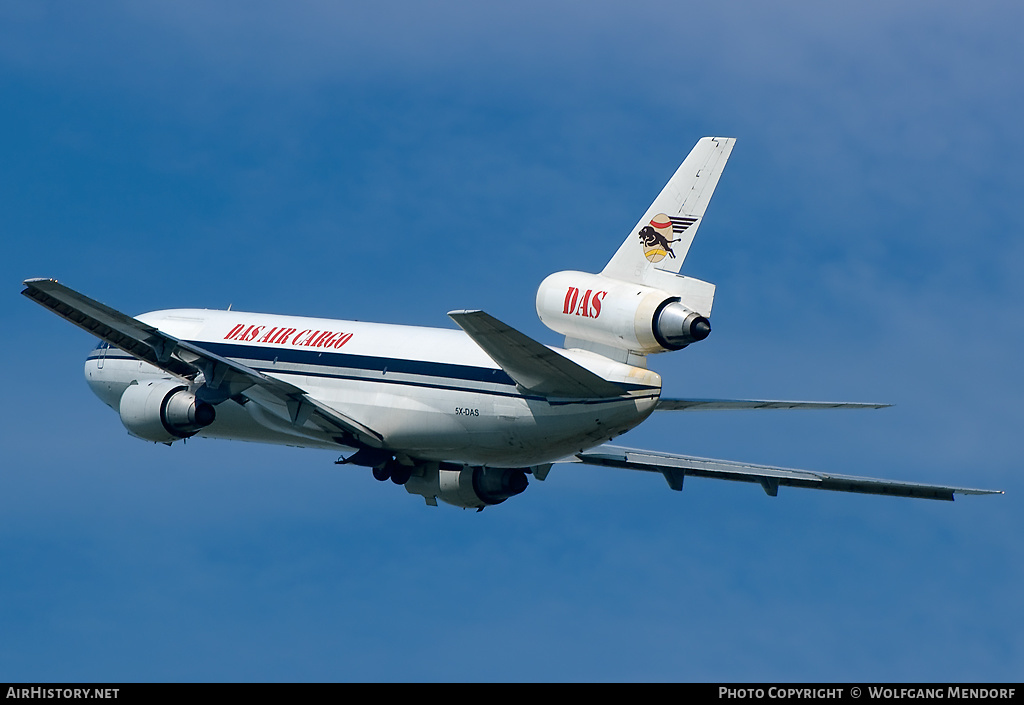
top-left (119, 379), bottom-right (216, 444)
top-left (405, 465), bottom-right (529, 509)
top-left (536, 271), bottom-right (711, 353)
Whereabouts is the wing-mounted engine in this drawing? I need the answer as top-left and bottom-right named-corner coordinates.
top-left (119, 379), bottom-right (216, 444)
top-left (405, 464), bottom-right (529, 509)
top-left (536, 270), bottom-right (712, 355)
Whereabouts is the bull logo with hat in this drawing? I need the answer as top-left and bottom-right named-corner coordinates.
top-left (638, 213), bottom-right (681, 263)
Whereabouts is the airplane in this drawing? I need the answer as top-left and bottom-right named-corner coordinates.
top-left (22, 136), bottom-right (1002, 509)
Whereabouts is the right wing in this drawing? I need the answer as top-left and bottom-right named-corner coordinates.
top-left (657, 398), bottom-right (890, 411)
top-left (569, 444), bottom-right (1003, 501)
top-left (22, 278), bottom-right (384, 449)
top-left (448, 309), bottom-right (626, 399)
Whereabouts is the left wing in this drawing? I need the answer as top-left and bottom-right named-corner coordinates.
top-left (21, 278), bottom-right (384, 449)
top-left (568, 444), bottom-right (1003, 501)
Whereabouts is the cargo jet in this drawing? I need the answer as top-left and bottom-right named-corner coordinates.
top-left (23, 137), bottom-right (1002, 509)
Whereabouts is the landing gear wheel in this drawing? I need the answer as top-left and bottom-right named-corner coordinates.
top-left (372, 466), bottom-right (391, 482)
top-left (390, 465), bottom-right (412, 485)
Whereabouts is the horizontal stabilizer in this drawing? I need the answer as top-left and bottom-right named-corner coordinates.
top-left (569, 445), bottom-right (1003, 501)
top-left (448, 310), bottom-right (626, 399)
top-left (21, 278), bottom-right (384, 449)
top-left (657, 398), bottom-right (891, 411)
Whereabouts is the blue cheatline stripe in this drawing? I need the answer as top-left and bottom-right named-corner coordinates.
top-left (196, 340), bottom-right (519, 386)
top-left (87, 340), bottom-right (662, 401)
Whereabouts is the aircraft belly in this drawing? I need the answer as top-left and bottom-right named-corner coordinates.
top-left (485, 396), bottom-right (655, 466)
top-left (309, 377), bottom-right (494, 455)
top-left (301, 371), bottom-right (657, 466)
top-left (198, 400), bottom-right (344, 450)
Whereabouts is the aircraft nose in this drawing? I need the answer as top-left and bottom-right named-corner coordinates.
top-left (84, 351), bottom-right (124, 410)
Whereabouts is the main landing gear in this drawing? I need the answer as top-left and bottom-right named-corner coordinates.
top-left (372, 460), bottom-right (412, 485)
top-left (336, 449), bottom-right (413, 485)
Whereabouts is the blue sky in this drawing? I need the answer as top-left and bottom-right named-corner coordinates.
top-left (2, 1), bottom-right (1021, 682)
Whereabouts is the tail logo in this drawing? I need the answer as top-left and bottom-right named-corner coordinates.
top-left (639, 214), bottom-right (698, 263)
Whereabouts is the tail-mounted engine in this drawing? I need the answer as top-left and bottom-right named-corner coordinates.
top-left (536, 271), bottom-right (711, 354)
top-left (119, 379), bottom-right (216, 444)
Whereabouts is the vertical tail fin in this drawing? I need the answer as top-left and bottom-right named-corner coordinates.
top-left (537, 137), bottom-right (734, 364)
top-left (602, 137), bottom-right (735, 284)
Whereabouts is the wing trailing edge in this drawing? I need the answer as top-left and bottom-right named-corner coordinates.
top-left (657, 398), bottom-right (891, 411)
top-left (569, 445), bottom-right (1003, 501)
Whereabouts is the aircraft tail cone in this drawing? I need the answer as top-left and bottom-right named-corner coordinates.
top-left (692, 318), bottom-right (711, 341)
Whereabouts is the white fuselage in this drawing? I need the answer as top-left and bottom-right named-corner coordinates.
top-left (84, 309), bottom-right (663, 467)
